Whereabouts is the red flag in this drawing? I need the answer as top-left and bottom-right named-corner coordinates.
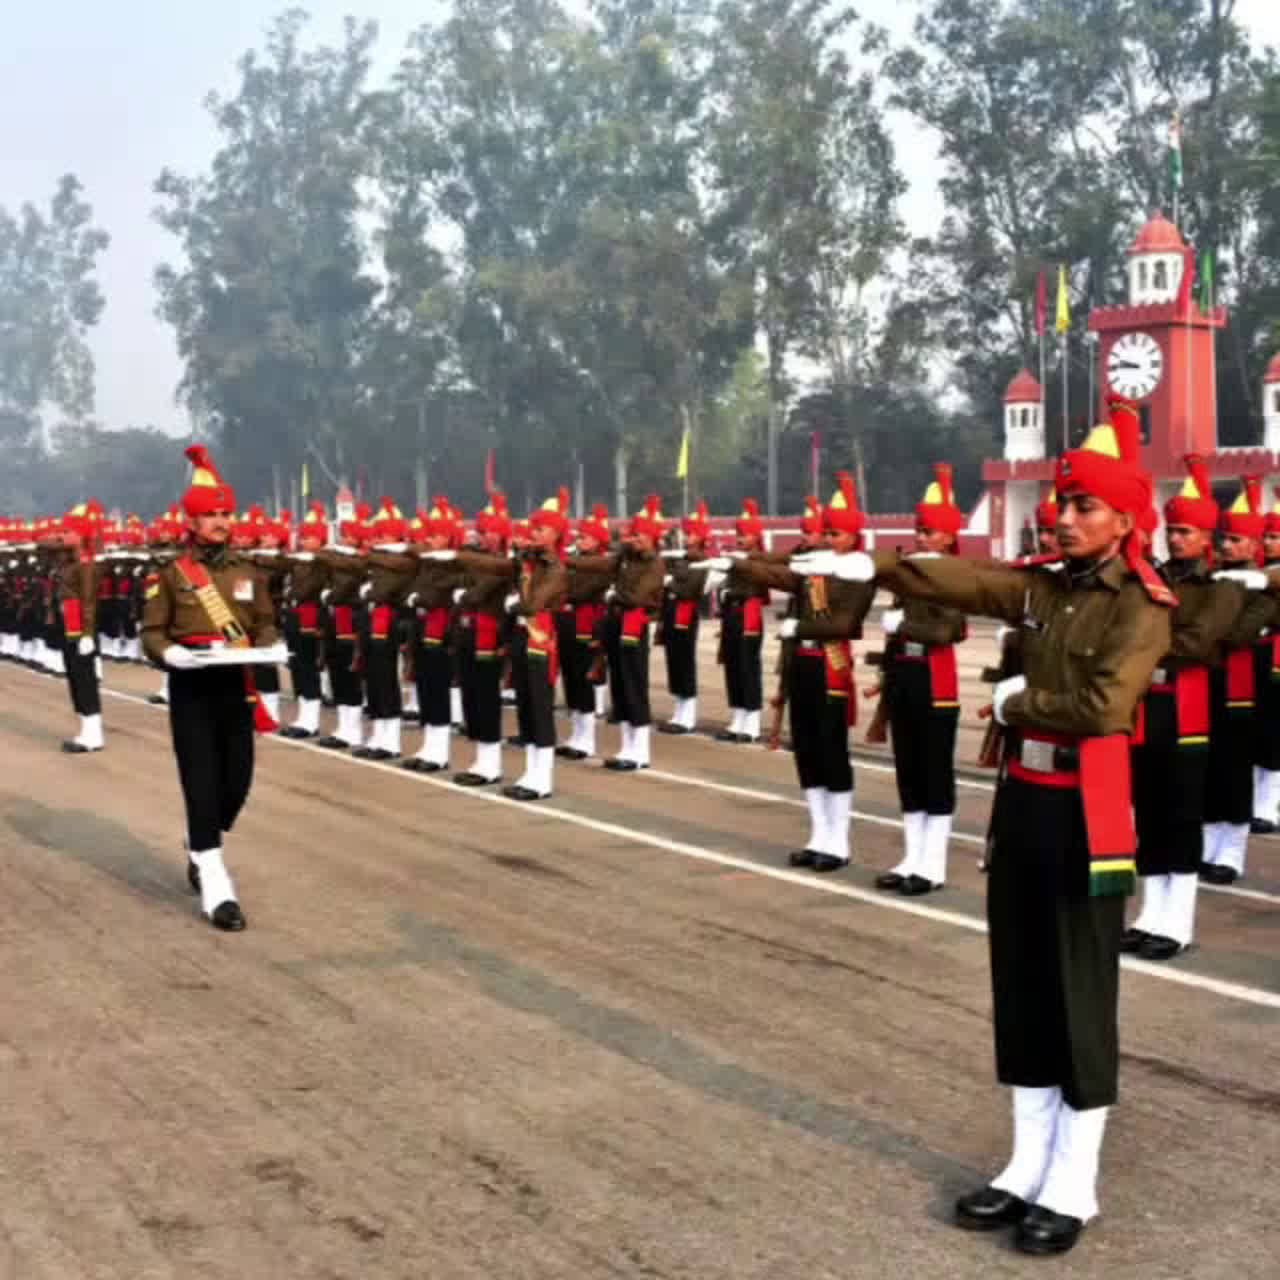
top-left (483, 448), bottom-right (495, 495)
top-left (810, 431), bottom-right (821, 493)
top-left (1035, 270), bottom-right (1046, 337)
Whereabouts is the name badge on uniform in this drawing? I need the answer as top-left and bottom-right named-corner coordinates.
top-left (233, 579), bottom-right (254, 602)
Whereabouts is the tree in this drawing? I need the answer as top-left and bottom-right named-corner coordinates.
top-left (154, 10), bottom-right (383, 506)
top-left (0, 175), bottom-right (108, 509)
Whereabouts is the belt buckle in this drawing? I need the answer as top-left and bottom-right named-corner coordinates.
top-left (904, 641), bottom-right (925, 658)
top-left (1020, 739), bottom-right (1056, 773)
top-left (1151, 666), bottom-right (1167, 685)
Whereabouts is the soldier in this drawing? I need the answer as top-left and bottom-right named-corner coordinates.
top-left (57, 501), bottom-right (105, 753)
top-left (1201, 476), bottom-right (1278, 885)
top-left (856, 397), bottom-right (1173, 1255)
top-left (248, 508), bottom-right (292, 725)
top-left (355, 499), bottom-right (415, 760)
top-left (716, 499), bottom-right (769, 743)
top-left (723, 474), bottom-right (875, 870)
top-left (452, 494), bottom-right (513, 786)
top-left (557, 504), bottom-right (614, 760)
top-left (278, 501), bottom-right (331, 740)
top-left (1251, 488), bottom-right (1280, 832)
top-left (1035, 488), bottom-right (1059, 557)
top-left (659, 500), bottom-right (712, 735)
top-left (141, 446), bottom-right (285, 932)
top-left (874, 464), bottom-right (968, 896)
top-left (401, 500), bottom-right (465, 772)
top-left (1125, 456), bottom-right (1243, 960)
top-left (314, 504), bottom-right (370, 751)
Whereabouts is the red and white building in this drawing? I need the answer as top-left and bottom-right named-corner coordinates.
top-left (967, 211), bottom-right (1280, 559)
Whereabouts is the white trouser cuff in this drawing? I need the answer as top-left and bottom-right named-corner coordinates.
top-left (890, 811), bottom-right (926, 877)
top-left (1163, 873), bottom-right (1199, 946)
top-left (193, 848), bottom-right (236, 916)
top-left (631, 725), bottom-right (651, 766)
top-left (920, 813), bottom-right (951, 884)
top-left (1130, 874), bottom-right (1167, 936)
top-left (804, 788), bottom-right (828, 851)
top-left (990, 1085), bottom-right (1062, 1202)
top-left (825, 789), bottom-right (851, 860)
top-left (1217, 823), bottom-right (1249, 875)
top-left (1035, 1103), bottom-right (1108, 1223)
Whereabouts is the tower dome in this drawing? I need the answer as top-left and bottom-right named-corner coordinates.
top-left (1127, 211), bottom-right (1187, 305)
top-left (1003, 369), bottom-right (1044, 462)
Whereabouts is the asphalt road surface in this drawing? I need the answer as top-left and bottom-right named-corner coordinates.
top-left (1, 626), bottom-right (1277, 1279)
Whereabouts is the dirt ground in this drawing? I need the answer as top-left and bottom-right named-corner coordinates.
top-left (1, 618), bottom-right (1277, 1279)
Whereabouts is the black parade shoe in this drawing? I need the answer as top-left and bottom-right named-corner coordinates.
top-left (874, 871), bottom-right (905, 891)
top-left (604, 758), bottom-right (639, 772)
top-left (954, 1186), bottom-right (1029, 1232)
top-left (1199, 863), bottom-right (1239, 885)
top-left (1137, 934), bottom-right (1186, 961)
top-left (60, 740), bottom-right (97, 754)
top-left (788, 849), bottom-right (818, 868)
top-left (187, 860), bottom-right (201, 894)
top-left (209, 900), bottom-right (246, 932)
top-left (555, 746), bottom-right (588, 760)
top-left (503, 785), bottom-right (549, 802)
top-left (899, 874), bottom-right (940, 896)
top-left (453, 771), bottom-right (500, 787)
top-left (1119, 927), bottom-right (1150, 953)
top-left (657, 723), bottom-right (690, 735)
top-left (810, 854), bottom-right (849, 874)
top-left (714, 728), bottom-right (740, 742)
top-left (1014, 1205), bottom-right (1085, 1255)
top-left (1249, 818), bottom-right (1277, 835)
top-left (147, 694), bottom-right (168, 706)
top-left (277, 726), bottom-right (315, 740)
top-left (315, 735), bottom-right (350, 750)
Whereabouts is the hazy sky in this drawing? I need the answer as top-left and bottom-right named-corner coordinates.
top-left (3, 1), bottom-right (1277, 433)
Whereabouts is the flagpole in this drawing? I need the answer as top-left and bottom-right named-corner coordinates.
top-left (1061, 333), bottom-right (1069, 453)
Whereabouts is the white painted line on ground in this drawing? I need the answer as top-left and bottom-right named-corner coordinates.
top-left (75, 675), bottom-right (1280, 1014)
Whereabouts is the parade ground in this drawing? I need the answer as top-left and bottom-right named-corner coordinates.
top-left (1, 623), bottom-right (1277, 1280)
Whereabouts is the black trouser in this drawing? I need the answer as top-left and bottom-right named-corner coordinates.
top-left (465, 650), bottom-right (502, 741)
top-left (288, 629), bottom-right (322, 702)
top-left (721, 603), bottom-right (763, 711)
top-left (326, 635), bottom-right (362, 707)
top-left (511, 628), bottom-right (557, 748)
top-left (99, 597), bottom-right (121, 647)
top-left (64, 643), bottom-right (100, 716)
top-left (168, 666), bottom-right (255, 852)
top-left (555, 609), bottom-right (578, 709)
top-left (1252, 644), bottom-right (1280, 769)
top-left (663, 604), bottom-right (699, 699)
top-left (414, 642), bottom-right (453, 727)
top-left (789, 653), bottom-right (852, 792)
top-left (1204, 668), bottom-right (1253, 824)
top-left (1133, 690), bottom-right (1207, 875)
top-left (364, 639), bottom-right (402, 719)
top-left (254, 663), bottom-right (280, 695)
top-left (988, 776), bottom-right (1124, 1110)
top-left (886, 659), bottom-right (957, 815)
top-left (606, 613), bottom-right (650, 726)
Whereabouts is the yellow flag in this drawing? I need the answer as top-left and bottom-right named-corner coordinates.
top-left (301, 460), bottom-right (309, 500)
top-left (1055, 264), bottom-right (1070, 335)
top-left (675, 427), bottom-right (690, 479)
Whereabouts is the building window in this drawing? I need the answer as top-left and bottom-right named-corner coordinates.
top-left (1153, 260), bottom-right (1168, 291)
top-left (1273, 388), bottom-right (1280, 414)
top-left (1138, 262), bottom-right (1148, 291)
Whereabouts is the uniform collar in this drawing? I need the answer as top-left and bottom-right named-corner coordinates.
top-left (1165, 555), bottom-right (1210, 583)
top-left (1065, 553), bottom-right (1126, 592)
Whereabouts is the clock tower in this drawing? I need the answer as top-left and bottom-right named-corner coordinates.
top-left (1088, 212), bottom-right (1225, 474)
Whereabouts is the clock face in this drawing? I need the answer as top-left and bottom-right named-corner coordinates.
top-left (1107, 332), bottom-right (1163, 399)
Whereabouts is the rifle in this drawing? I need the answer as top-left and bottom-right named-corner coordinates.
top-left (767, 633), bottom-right (794, 750)
top-left (861, 650), bottom-right (889, 743)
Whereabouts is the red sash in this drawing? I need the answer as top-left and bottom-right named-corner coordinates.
top-left (1271, 635), bottom-right (1280, 679)
top-left (422, 606), bottom-right (451, 644)
top-left (1175, 666), bottom-right (1210, 744)
top-left (622, 607), bottom-right (648, 643)
top-left (928, 646), bottom-right (959, 707)
top-left (575, 601), bottom-right (604, 641)
top-left (294, 602), bottom-right (319, 632)
top-left (527, 609), bottom-right (559, 685)
top-left (743, 596), bottom-right (763, 636)
top-left (61, 599), bottom-right (83, 636)
top-left (1226, 648), bottom-right (1255, 708)
top-left (333, 605), bottom-right (355, 639)
top-left (370, 603), bottom-right (394, 641)
top-left (474, 612), bottom-right (500, 657)
top-left (674, 599), bottom-right (697, 629)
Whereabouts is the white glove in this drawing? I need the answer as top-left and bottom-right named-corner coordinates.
top-left (727, 550), bottom-right (748, 560)
top-left (77, 635), bottom-right (95, 656)
top-left (605, 586), bottom-right (618, 603)
top-left (790, 550), bottom-right (836, 577)
top-left (778, 618), bottom-right (799, 639)
top-left (995, 624), bottom-right (1014, 649)
top-left (993, 674), bottom-right (1027, 725)
top-left (663, 574), bottom-right (673, 587)
top-left (504, 592), bottom-right (520, 612)
top-left (515, 615), bottom-right (528, 629)
top-left (831, 551), bottom-right (876, 583)
top-left (661, 549), bottom-right (687, 560)
top-left (881, 608), bottom-right (903, 636)
top-left (691, 556), bottom-right (732, 572)
top-left (405, 592), bottom-right (419, 608)
top-left (320, 588), bottom-right (332, 604)
top-left (358, 581), bottom-right (373, 600)
top-left (260, 642), bottom-right (290, 665)
top-left (703, 570), bottom-right (726, 595)
top-left (133, 565), bottom-right (145, 577)
top-left (425, 550), bottom-right (458, 562)
top-left (162, 644), bottom-right (198, 671)
top-left (1213, 568), bottom-right (1268, 591)
top-left (452, 587), bottom-right (467, 604)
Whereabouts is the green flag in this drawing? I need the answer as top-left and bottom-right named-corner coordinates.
top-left (1198, 249), bottom-right (1214, 312)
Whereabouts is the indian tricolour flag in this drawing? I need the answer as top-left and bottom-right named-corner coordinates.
top-left (1168, 113), bottom-right (1183, 194)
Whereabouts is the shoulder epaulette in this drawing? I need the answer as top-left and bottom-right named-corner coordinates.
top-left (1013, 553), bottom-right (1064, 570)
top-left (1131, 557), bottom-right (1177, 607)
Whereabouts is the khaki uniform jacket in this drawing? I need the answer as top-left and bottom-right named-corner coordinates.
top-left (57, 550), bottom-right (99, 638)
top-left (731, 555), bottom-right (875, 639)
top-left (1160, 559), bottom-right (1248, 668)
top-left (872, 550), bottom-right (1171, 738)
top-left (574, 549), bottom-right (665, 611)
top-left (142, 546), bottom-right (278, 664)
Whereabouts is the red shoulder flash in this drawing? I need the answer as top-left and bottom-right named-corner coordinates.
top-left (1013, 553), bottom-right (1063, 568)
top-left (1133, 558), bottom-right (1177, 607)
